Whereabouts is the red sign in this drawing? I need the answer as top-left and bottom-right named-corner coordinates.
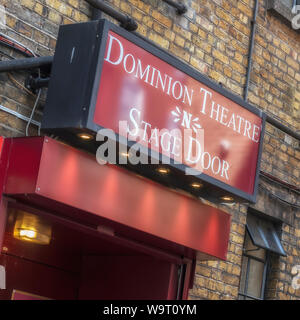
top-left (94, 31), bottom-right (263, 196)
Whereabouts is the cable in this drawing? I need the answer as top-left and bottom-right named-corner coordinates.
top-left (7, 72), bottom-right (35, 96)
top-left (25, 88), bottom-right (41, 136)
top-left (258, 184), bottom-right (300, 209)
top-left (0, 34), bottom-right (42, 136)
top-left (0, 49), bottom-right (14, 60)
top-left (0, 33), bottom-right (35, 57)
top-left (260, 171), bottom-right (300, 195)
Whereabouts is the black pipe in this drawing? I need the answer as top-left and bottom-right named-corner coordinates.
top-left (91, 7), bottom-right (102, 20)
top-left (84, 0), bottom-right (137, 31)
top-left (0, 56), bottom-right (53, 73)
top-left (162, 0), bottom-right (187, 14)
top-left (25, 74), bottom-right (50, 92)
top-left (244, 0), bottom-right (258, 101)
top-left (266, 114), bottom-right (300, 141)
top-left (92, 9), bottom-right (102, 20)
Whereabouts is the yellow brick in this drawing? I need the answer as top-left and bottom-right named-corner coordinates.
top-left (230, 233), bottom-right (244, 245)
top-left (136, 2), bottom-right (150, 14)
top-left (173, 25), bottom-right (192, 40)
top-left (34, 3), bottom-right (44, 16)
top-left (195, 48), bottom-right (204, 60)
top-left (142, 16), bottom-right (153, 28)
top-left (224, 66), bottom-right (232, 78)
top-left (149, 32), bottom-right (169, 50)
top-left (189, 22), bottom-right (198, 34)
top-left (198, 28), bottom-right (207, 39)
top-left (276, 48), bottom-right (285, 60)
top-left (5, 16), bottom-right (17, 29)
top-left (165, 30), bottom-right (175, 42)
top-left (230, 60), bottom-right (246, 74)
top-left (128, 0), bottom-right (139, 5)
top-left (224, 285), bottom-right (238, 296)
top-left (280, 42), bottom-right (291, 55)
top-left (132, 9), bottom-right (143, 22)
top-left (286, 56), bottom-right (299, 71)
top-left (208, 291), bottom-right (221, 300)
top-left (213, 49), bottom-right (229, 64)
top-left (120, 2), bottom-right (131, 14)
top-left (136, 23), bottom-right (147, 37)
top-left (196, 16), bottom-right (213, 32)
top-left (233, 20), bottom-right (250, 36)
top-left (169, 44), bottom-right (190, 62)
top-left (237, 2), bottom-right (252, 17)
top-left (21, 0), bottom-right (35, 9)
top-left (152, 10), bottom-right (172, 28)
top-left (175, 35), bottom-right (185, 47)
top-left (190, 57), bottom-right (208, 74)
top-left (73, 10), bottom-right (88, 22)
top-left (63, 17), bottom-right (74, 25)
top-left (256, 35), bottom-right (267, 48)
top-left (248, 92), bottom-right (260, 105)
top-left (153, 22), bottom-right (165, 34)
top-left (209, 70), bottom-right (226, 84)
top-left (216, 7), bottom-right (233, 24)
top-left (67, 0), bottom-right (79, 8)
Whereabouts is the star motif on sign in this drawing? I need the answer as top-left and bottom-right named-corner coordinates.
top-left (171, 106), bottom-right (202, 133)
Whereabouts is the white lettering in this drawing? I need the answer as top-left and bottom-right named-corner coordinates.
top-left (172, 81), bottom-right (183, 100)
top-left (135, 59), bottom-right (150, 83)
top-left (220, 106), bottom-right (229, 126)
top-left (128, 107), bottom-right (140, 136)
top-left (183, 85), bottom-right (194, 106)
top-left (210, 101), bottom-right (220, 122)
top-left (186, 136), bottom-right (202, 164)
top-left (123, 53), bottom-right (135, 74)
top-left (181, 110), bottom-right (192, 129)
top-left (200, 87), bottom-right (212, 114)
top-left (252, 124), bottom-right (260, 142)
top-left (104, 35), bottom-right (123, 65)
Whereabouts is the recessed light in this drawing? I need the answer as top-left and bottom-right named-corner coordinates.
top-left (77, 133), bottom-right (93, 141)
top-left (13, 211), bottom-right (52, 245)
top-left (191, 182), bottom-right (203, 189)
top-left (156, 167), bottom-right (170, 174)
top-left (19, 229), bottom-right (37, 239)
top-left (220, 196), bottom-right (234, 202)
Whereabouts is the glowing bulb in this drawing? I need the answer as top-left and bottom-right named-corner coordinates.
top-left (220, 196), bottom-right (234, 202)
top-left (156, 167), bottom-right (170, 174)
top-left (77, 133), bottom-right (93, 141)
top-left (191, 182), bottom-right (203, 189)
top-left (19, 229), bottom-right (37, 239)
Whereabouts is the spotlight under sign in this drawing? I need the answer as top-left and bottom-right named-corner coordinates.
top-left (42, 19), bottom-right (265, 203)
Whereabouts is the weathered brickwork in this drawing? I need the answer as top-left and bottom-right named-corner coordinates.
top-left (0, 0), bottom-right (299, 299)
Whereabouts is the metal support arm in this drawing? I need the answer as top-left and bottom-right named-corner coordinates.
top-left (162, 0), bottom-right (187, 14)
top-left (84, 0), bottom-right (138, 31)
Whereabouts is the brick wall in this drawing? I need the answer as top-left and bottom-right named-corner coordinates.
top-left (0, 0), bottom-right (299, 299)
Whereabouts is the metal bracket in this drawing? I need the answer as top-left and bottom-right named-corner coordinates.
top-left (25, 73), bottom-right (50, 94)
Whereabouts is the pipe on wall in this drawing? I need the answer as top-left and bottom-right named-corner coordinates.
top-left (244, 0), bottom-right (259, 101)
top-left (84, 0), bottom-right (137, 31)
top-left (162, 0), bottom-right (187, 14)
top-left (0, 56), bottom-right (53, 73)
